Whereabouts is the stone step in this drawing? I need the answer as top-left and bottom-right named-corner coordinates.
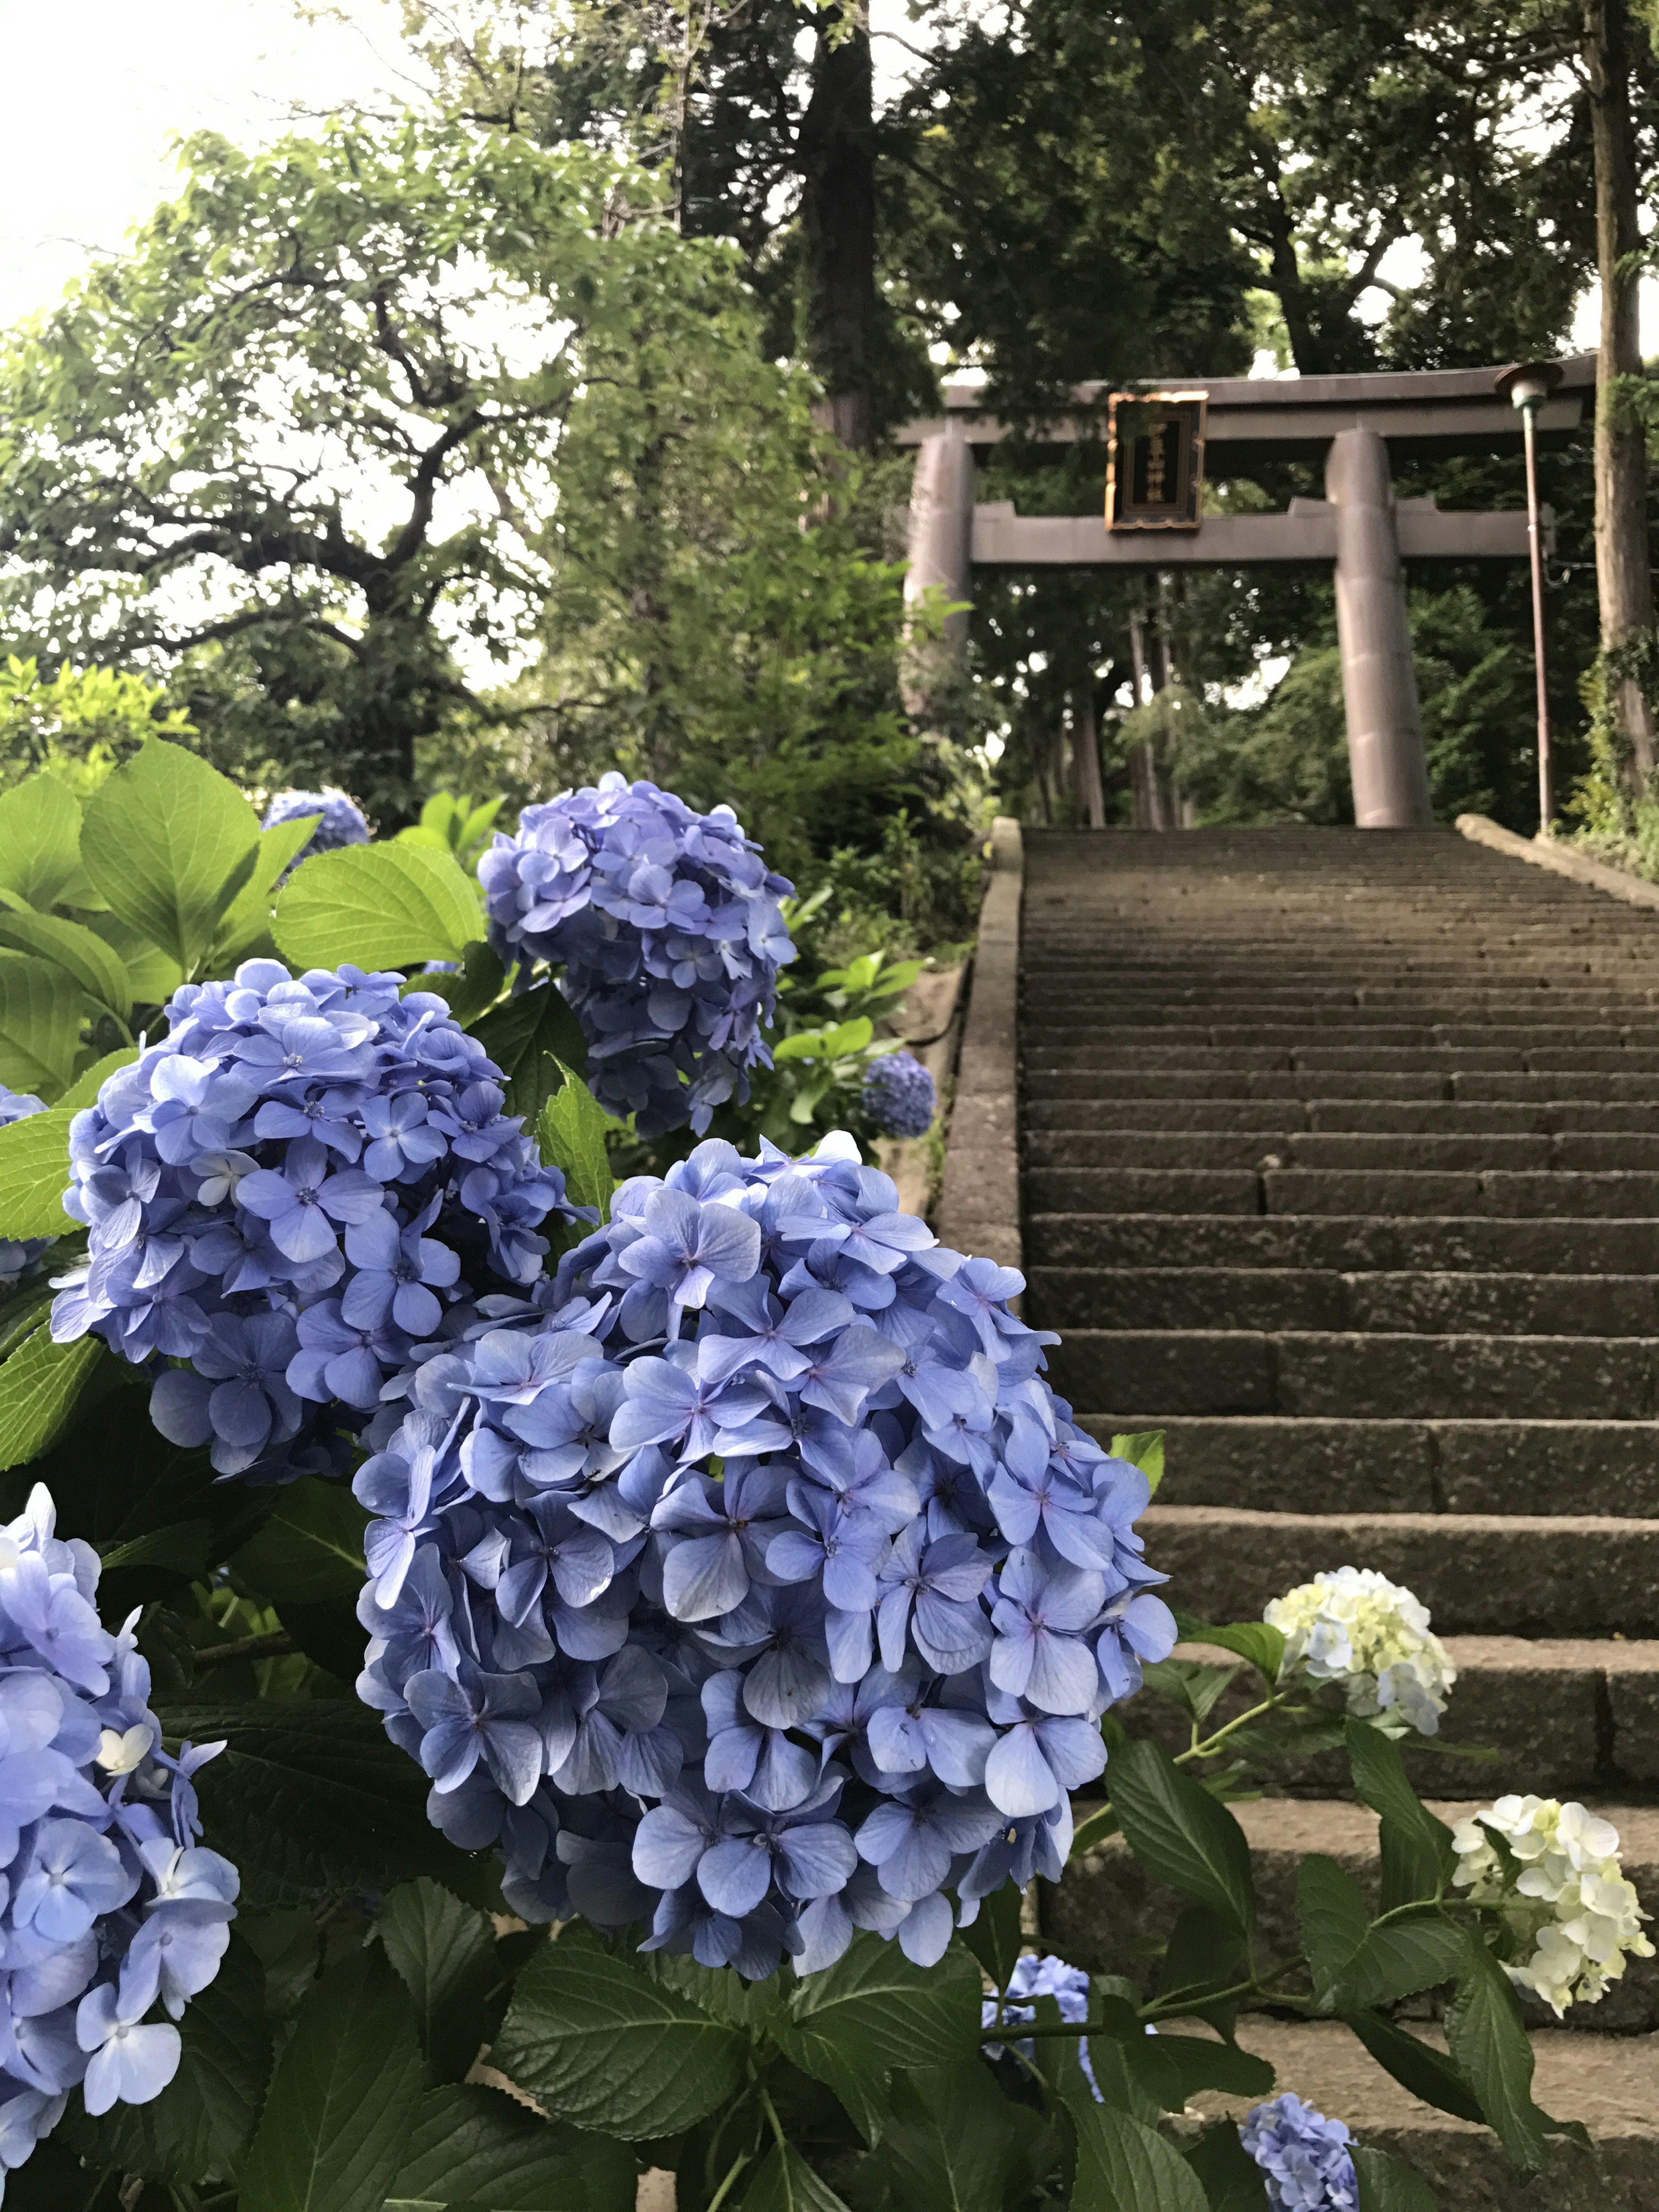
top-left (1028, 1130), bottom-right (1659, 1171)
top-left (1030, 1268), bottom-right (1659, 1338)
top-left (1025, 1165), bottom-right (1659, 1217)
top-left (1047, 1329), bottom-right (1659, 1420)
top-left (1139, 1505), bottom-right (1659, 1636)
top-left (1026, 1069), bottom-right (1659, 1101)
top-left (1025, 1042), bottom-right (1659, 1072)
top-left (1027, 1024), bottom-right (1659, 1052)
top-left (1026, 1213), bottom-right (1659, 1273)
top-left (1072, 1414), bottom-right (1659, 1518)
top-left (1052, 1796), bottom-right (1659, 2034)
top-left (1025, 1098), bottom-right (1659, 1135)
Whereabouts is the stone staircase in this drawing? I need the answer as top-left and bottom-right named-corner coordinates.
top-left (1023, 827), bottom-right (1659, 2207)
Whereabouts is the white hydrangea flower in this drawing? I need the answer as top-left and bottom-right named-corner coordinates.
top-left (1451, 1795), bottom-right (1654, 2016)
top-left (1264, 1566), bottom-right (1456, 1736)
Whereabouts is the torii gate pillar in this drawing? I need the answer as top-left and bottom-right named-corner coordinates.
top-left (1326, 428), bottom-right (1433, 829)
top-left (901, 427), bottom-right (974, 712)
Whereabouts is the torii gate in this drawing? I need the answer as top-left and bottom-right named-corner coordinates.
top-left (896, 358), bottom-right (1594, 829)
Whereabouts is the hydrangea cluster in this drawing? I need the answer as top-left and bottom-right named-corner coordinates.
top-left (982, 1952), bottom-right (1103, 2099)
top-left (1239, 2093), bottom-right (1358, 2211)
top-left (354, 1131), bottom-right (1175, 1979)
top-left (0, 1087), bottom-right (53, 1292)
top-left (861, 1052), bottom-right (937, 1140)
top-left (1452, 1796), bottom-right (1654, 2015)
top-left (51, 960), bottom-right (580, 1481)
top-left (262, 788), bottom-right (371, 860)
top-left (1265, 1567), bottom-right (1456, 1737)
top-left (477, 774), bottom-right (795, 1137)
top-left (0, 1484), bottom-right (238, 2187)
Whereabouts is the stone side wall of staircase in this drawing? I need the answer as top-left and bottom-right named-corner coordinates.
top-left (1020, 827), bottom-right (1659, 2209)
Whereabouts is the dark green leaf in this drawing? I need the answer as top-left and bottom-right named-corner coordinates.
top-left (740, 2141), bottom-right (855, 2212)
top-left (1, 2130), bottom-right (103, 2211)
top-left (1070, 2098), bottom-right (1210, 2212)
top-left (153, 1699), bottom-right (457, 1901)
top-left (379, 1877), bottom-right (501, 2082)
top-left (877, 2062), bottom-right (1035, 2212)
top-left (960, 1882), bottom-right (1024, 1993)
top-left (1345, 1722), bottom-right (1455, 1888)
top-left (238, 1944), bottom-right (425, 2212)
top-left (1155, 1905), bottom-right (1247, 2039)
top-left (1297, 1854), bottom-right (1370, 2004)
top-left (472, 977), bottom-right (590, 1118)
top-left (232, 1475), bottom-right (368, 1602)
top-left (0, 1325), bottom-right (108, 1470)
top-left (1170, 1609), bottom-right (1286, 1686)
top-left (1336, 1916), bottom-right (1468, 2013)
top-left (0, 902), bottom-right (131, 1019)
top-left (1353, 2142), bottom-right (1440, 2212)
top-left (0, 1282), bottom-right (53, 1366)
top-left (274, 842), bottom-right (483, 972)
top-left (80, 738), bottom-right (261, 977)
top-left (1140, 1655), bottom-right (1239, 1727)
top-left (385, 2079), bottom-right (636, 2210)
top-left (1443, 1936), bottom-right (1551, 2170)
top-left (1107, 1430), bottom-right (1164, 1495)
top-left (0, 774), bottom-right (84, 912)
top-left (534, 1065), bottom-right (616, 1218)
top-left (645, 1950), bottom-right (788, 2032)
top-left (1128, 2031), bottom-right (1274, 2108)
top-left (492, 1924), bottom-right (746, 2139)
top-left (99, 1517), bottom-right (211, 1581)
top-left (0, 1102), bottom-right (75, 1236)
top-left (1340, 2011), bottom-right (1485, 2127)
top-left (1185, 2120), bottom-right (1272, 2212)
top-left (0, 951), bottom-right (84, 1097)
top-left (778, 1931), bottom-right (981, 2145)
top-left (1379, 1817), bottom-right (1446, 1914)
top-left (1106, 1736), bottom-right (1255, 1935)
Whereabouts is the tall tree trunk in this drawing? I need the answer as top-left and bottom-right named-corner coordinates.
top-left (1584, 0), bottom-right (1656, 780)
top-left (798, 5), bottom-right (877, 451)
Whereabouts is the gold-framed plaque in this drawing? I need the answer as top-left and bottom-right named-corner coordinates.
top-left (1106, 391), bottom-right (1208, 530)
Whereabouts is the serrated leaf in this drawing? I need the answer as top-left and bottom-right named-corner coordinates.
top-left (1106, 1736), bottom-right (1255, 1935)
top-left (379, 1877), bottom-right (500, 2082)
top-left (0, 774), bottom-right (84, 910)
top-left (1140, 1655), bottom-right (1239, 1727)
top-left (274, 841), bottom-right (483, 971)
top-left (1185, 2120), bottom-right (1272, 2212)
top-left (231, 1475), bottom-right (368, 1602)
top-left (778, 1931), bottom-right (981, 2146)
top-left (960, 1882), bottom-right (1024, 1993)
top-left (59, 1044), bottom-right (138, 1109)
top-left (80, 738), bottom-right (261, 977)
top-left (153, 1699), bottom-right (456, 1903)
top-left (878, 2062), bottom-right (1036, 2212)
top-left (1346, 1722), bottom-right (1456, 1887)
top-left (534, 1065), bottom-right (615, 1219)
top-left (1070, 2098), bottom-right (1210, 2212)
top-left (1170, 1609), bottom-right (1286, 1686)
top-left (1128, 2030), bottom-right (1274, 2109)
top-left (1297, 1853), bottom-right (1370, 2003)
top-left (740, 2141), bottom-right (854, 2212)
top-left (1353, 2142), bottom-right (1440, 2212)
top-left (1379, 1816), bottom-right (1447, 1913)
top-left (0, 1325), bottom-right (107, 1469)
top-left (1107, 1430), bottom-right (1164, 1495)
top-left (99, 1518), bottom-right (211, 1580)
top-left (1443, 1935), bottom-right (1555, 2171)
top-left (0, 1102), bottom-right (73, 1237)
top-left (1336, 1916), bottom-right (1468, 2013)
top-left (411, 937), bottom-right (507, 1028)
top-left (0, 900), bottom-right (131, 1019)
top-left (492, 1924), bottom-right (746, 2139)
top-left (84, 909), bottom-right (183, 1004)
top-left (0, 951), bottom-right (85, 1097)
top-left (1340, 2010), bottom-right (1484, 2126)
top-left (238, 1944), bottom-right (425, 2212)
top-left (212, 815), bottom-right (325, 967)
top-left (1155, 1904), bottom-right (1247, 2040)
top-left (385, 2079), bottom-right (636, 2210)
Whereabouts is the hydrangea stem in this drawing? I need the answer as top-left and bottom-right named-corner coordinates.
top-left (1070, 1686), bottom-right (1306, 1859)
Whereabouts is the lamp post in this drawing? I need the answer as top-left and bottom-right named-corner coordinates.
top-left (1496, 361), bottom-right (1564, 830)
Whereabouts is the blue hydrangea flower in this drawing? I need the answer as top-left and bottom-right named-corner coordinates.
top-left (0, 1484), bottom-right (238, 2182)
top-left (861, 1052), bottom-right (937, 1140)
top-left (354, 1129), bottom-right (1175, 1981)
top-left (1241, 2093), bottom-right (1360, 2210)
top-left (982, 1951), bottom-right (1104, 2098)
top-left (51, 961), bottom-right (585, 1481)
top-left (262, 788), bottom-right (371, 861)
top-left (477, 775), bottom-right (795, 1137)
top-left (0, 1087), bottom-right (54, 1291)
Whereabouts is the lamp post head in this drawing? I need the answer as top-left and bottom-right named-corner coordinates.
top-left (1496, 360), bottom-right (1565, 411)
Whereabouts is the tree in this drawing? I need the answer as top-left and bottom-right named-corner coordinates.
top-left (0, 115), bottom-right (745, 822)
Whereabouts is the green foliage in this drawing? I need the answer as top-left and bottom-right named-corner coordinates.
top-left (273, 842), bottom-right (485, 973)
top-left (0, 653), bottom-right (193, 794)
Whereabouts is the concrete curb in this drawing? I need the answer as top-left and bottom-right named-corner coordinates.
top-left (936, 817), bottom-right (1022, 1270)
top-left (1456, 811), bottom-right (1659, 914)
